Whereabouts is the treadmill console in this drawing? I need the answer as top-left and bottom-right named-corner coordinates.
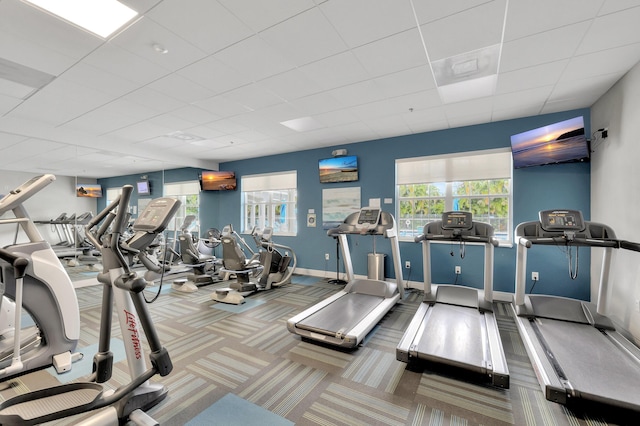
top-left (441, 211), bottom-right (473, 230)
top-left (355, 208), bottom-right (382, 231)
top-left (539, 209), bottom-right (585, 232)
top-left (133, 197), bottom-right (181, 233)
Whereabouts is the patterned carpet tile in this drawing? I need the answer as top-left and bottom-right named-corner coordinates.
top-left (1, 276), bottom-right (636, 425)
top-left (416, 374), bottom-right (514, 424)
top-left (287, 341), bottom-right (354, 371)
top-left (238, 359), bottom-right (327, 418)
top-left (300, 382), bottom-right (411, 426)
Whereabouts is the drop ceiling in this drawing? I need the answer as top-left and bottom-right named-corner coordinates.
top-left (0, 0), bottom-right (639, 178)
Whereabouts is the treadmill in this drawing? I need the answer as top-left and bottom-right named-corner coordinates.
top-left (396, 211), bottom-right (509, 388)
top-left (287, 207), bottom-right (404, 349)
top-left (513, 209), bottom-right (640, 410)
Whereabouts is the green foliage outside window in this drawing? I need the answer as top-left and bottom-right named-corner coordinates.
top-left (398, 179), bottom-right (511, 240)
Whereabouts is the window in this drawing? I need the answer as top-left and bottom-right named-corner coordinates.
top-left (164, 181), bottom-right (200, 232)
top-left (396, 149), bottom-right (512, 244)
top-left (105, 187), bottom-right (122, 206)
top-left (242, 171), bottom-right (297, 236)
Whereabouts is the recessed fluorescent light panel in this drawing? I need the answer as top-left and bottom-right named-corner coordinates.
top-left (280, 117), bottom-right (324, 132)
top-left (23, 0), bottom-right (138, 38)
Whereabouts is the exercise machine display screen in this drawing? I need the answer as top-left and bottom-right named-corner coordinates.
top-left (441, 211), bottom-right (473, 230)
top-left (134, 197), bottom-right (181, 233)
top-left (356, 208), bottom-right (381, 230)
top-left (539, 209), bottom-right (585, 232)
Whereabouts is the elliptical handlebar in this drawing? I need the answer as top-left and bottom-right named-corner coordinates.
top-left (0, 248), bottom-right (29, 279)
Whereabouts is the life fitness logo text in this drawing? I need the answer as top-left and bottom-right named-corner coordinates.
top-left (124, 309), bottom-right (142, 359)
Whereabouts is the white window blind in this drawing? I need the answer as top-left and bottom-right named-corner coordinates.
top-left (242, 171), bottom-right (297, 191)
top-left (164, 181), bottom-right (200, 196)
top-left (396, 148), bottom-right (512, 184)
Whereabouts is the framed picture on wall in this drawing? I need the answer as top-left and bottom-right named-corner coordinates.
top-left (322, 187), bottom-right (361, 229)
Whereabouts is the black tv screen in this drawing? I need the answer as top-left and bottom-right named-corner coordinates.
top-left (319, 155), bottom-right (358, 183)
top-left (201, 171), bottom-right (237, 190)
top-left (137, 180), bottom-right (151, 195)
top-left (510, 116), bottom-right (589, 169)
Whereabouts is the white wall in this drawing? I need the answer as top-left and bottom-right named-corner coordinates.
top-left (590, 60), bottom-right (640, 342)
top-left (0, 171), bottom-right (97, 247)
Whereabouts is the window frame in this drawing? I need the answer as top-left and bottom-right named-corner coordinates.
top-left (241, 171), bottom-right (297, 236)
top-left (396, 149), bottom-right (513, 246)
top-left (163, 181), bottom-right (200, 233)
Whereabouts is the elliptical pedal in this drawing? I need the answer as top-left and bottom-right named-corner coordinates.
top-left (0, 382), bottom-right (103, 425)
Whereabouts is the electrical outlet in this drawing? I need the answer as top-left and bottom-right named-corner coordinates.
top-left (635, 300), bottom-right (640, 313)
top-left (325, 253), bottom-right (330, 261)
top-left (455, 266), bottom-right (461, 274)
top-left (405, 261), bottom-right (411, 269)
top-left (532, 271), bottom-right (539, 281)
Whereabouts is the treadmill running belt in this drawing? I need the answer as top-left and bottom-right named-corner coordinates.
top-left (417, 303), bottom-right (487, 372)
top-left (536, 318), bottom-right (640, 409)
top-left (296, 293), bottom-right (384, 336)
top-left (415, 304), bottom-right (487, 372)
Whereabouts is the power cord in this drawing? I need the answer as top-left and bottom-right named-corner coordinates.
top-left (529, 274), bottom-right (539, 294)
top-left (144, 245), bottom-right (169, 304)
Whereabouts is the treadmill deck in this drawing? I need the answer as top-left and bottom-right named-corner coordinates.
top-left (413, 303), bottom-right (488, 372)
top-left (295, 293), bottom-right (384, 337)
top-left (532, 316), bottom-right (640, 409)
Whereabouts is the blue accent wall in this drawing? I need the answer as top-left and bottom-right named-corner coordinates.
top-left (99, 108), bottom-right (592, 300)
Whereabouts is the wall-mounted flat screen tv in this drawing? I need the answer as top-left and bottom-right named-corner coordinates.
top-left (201, 171), bottom-right (237, 191)
top-left (76, 184), bottom-right (103, 198)
top-left (137, 180), bottom-right (151, 195)
top-left (510, 116), bottom-right (590, 169)
top-left (319, 155), bottom-right (358, 183)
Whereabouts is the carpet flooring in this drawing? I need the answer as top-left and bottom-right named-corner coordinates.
top-left (0, 275), bottom-right (637, 425)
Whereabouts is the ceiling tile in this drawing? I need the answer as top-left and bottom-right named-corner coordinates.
top-left (299, 51), bottom-right (369, 91)
top-left (219, 0), bottom-right (316, 33)
top-left (319, 0), bottom-right (416, 48)
top-left (492, 86), bottom-right (553, 112)
top-left (576, 6), bottom-right (640, 55)
top-left (325, 80), bottom-right (387, 108)
top-left (84, 43), bottom-right (170, 86)
top-left (411, 0), bottom-right (490, 25)
top-left (8, 79), bottom-right (114, 126)
top-left (1, 0), bottom-right (639, 178)
top-left (500, 21), bottom-right (591, 73)
top-left (0, 0), bottom-right (102, 62)
top-left (260, 8), bottom-right (348, 66)
top-left (147, 73), bottom-right (215, 104)
top-left (496, 60), bottom-right (568, 94)
top-left (504, 0), bottom-right (604, 41)
top-left (111, 16), bottom-right (209, 72)
top-left (352, 29), bottom-right (428, 78)
top-left (374, 66), bottom-right (436, 98)
top-left (259, 68), bottom-right (324, 101)
top-left (562, 43), bottom-right (640, 82)
top-left (147, 0), bottom-right (252, 55)
top-left (177, 56), bottom-right (253, 95)
top-left (421, 0), bottom-right (507, 61)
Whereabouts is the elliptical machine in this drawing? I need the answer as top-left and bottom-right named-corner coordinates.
top-left (0, 174), bottom-right (81, 380)
top-left (0, 182), bottom-right (180, 425)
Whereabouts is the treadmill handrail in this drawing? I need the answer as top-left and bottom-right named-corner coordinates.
top-left (620, 240), bottom-right (640, 252)
top-left (519, 235), bottom-right (619, 248)
top-left (415, 233), bottom-right (498, 246)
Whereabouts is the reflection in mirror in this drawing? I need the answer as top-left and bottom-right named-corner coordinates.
top-left (0, 157), bottom-right (170, 290)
